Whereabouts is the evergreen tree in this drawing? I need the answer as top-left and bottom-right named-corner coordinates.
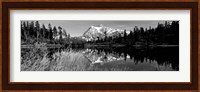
top-left (58, 26), bottom-right (62, 39)
top-left (103, 31), bottom-right (107, 42)
top-left (53, 26), bottom-right (57, 39)
top-left (123, 30), bottom-right (127, 44)
top-left (35, 21), bottom-right (40, 41)
top-left (41, 24), bottom-right (46, 40)
top-left (30, 21), bottom-right (35, 38)
top-left (48, 24), bottom-right (53, 40)
top-left (58, 26), bottom-right (63, 44)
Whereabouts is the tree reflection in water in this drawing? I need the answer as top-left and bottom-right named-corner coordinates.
top-left (80, 46), bottom-right (179, 71)
top-left (21, 46), bottom-right (179, 71)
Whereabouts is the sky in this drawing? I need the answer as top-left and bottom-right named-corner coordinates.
top-left (24, 20), bottom-right (167, 37)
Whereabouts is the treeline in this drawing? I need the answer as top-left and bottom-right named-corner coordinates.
top-left (88, 21), bottom-right (179, 46)
top-left (21, 21), bottom-right (70, 44)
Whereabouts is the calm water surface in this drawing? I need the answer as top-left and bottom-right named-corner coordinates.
top-left (21, 46), bottom-right (179, 71)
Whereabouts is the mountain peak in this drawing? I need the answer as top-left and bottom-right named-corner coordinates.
top-left (82, 25), bottom-right (123, 41)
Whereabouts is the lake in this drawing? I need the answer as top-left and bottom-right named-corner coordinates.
top-left (21, 46), bottom-right (179, 71)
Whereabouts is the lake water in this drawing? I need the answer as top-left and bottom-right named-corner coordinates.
top-left (21, 46), bottom-right (179, 71)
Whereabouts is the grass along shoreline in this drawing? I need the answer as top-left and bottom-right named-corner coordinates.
top-left (21, 50), bottom-right (91, 71)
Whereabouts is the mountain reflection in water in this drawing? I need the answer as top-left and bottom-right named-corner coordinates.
top-left (21, 46), bottom-right (179, 71)
top-left (73, 46), bottom-right (179, 71)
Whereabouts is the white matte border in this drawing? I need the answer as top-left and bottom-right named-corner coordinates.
top-left (10, 10), bottom-right (190, 82)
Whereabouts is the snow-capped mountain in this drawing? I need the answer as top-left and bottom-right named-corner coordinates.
top-left (82, 24), bottom-right (124, 41)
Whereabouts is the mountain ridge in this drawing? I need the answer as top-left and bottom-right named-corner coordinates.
top-left (82, 24), bottom-right (124, 41)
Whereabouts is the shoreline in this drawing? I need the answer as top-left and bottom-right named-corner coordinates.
top-left (21, 44), bottom-right (178, 48)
